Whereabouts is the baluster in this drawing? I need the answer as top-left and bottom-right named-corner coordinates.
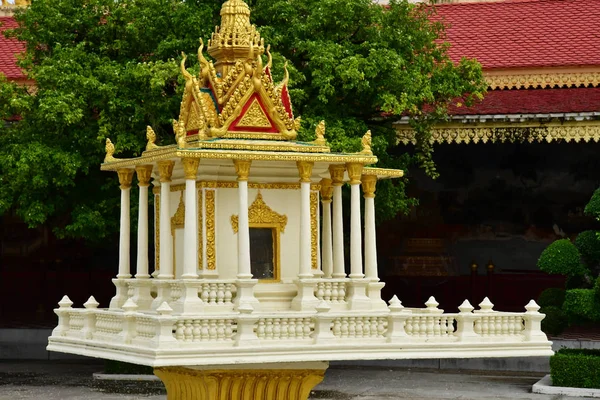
top-left (193, 320), bottom-right (200, 341)
top-left (341, 318), bottom-right (349, 338)
top-left (217, 283), bottom-right (225, 305)
top-left (224, 284), bottom-right (233, 304)
top-left (266, 319), bottom-right (274, 339)
top-left (225, 319), bottom-right (233, 339)
top-left (273, 318), bottom-right (281, 339)
top-left (201, 284), bottom-right (209, 303)
top-left (348, 317), bottom-right (356, 338)
top-left (406, 318), bottom-right (413, 335)
top-left (176, 320), bottom-right (184, 340)
top-left (324, 283), bottom-right (332, 302)
top-left (296, 318), bottom-right (304, 338)
top-left (420, 316), bottom-right (426, 337)
top-left (209, 283), bottom-right (217, 304)
top-left (184, 320), bottom-right (193, 341)
top-left (339, 283), bottom-right (346, 302)
top-left (217, 319), bottom-right (225, 340)
top-left (331, 284), bottom-right (338, 303)
top-left (495, 316), bottom-right (502, 336)
top-left (303, 318), bottom-right (311, 338)
top-left (316, 284), bottom-right (325, 301)
top-left (201, 320), bottom-right (209, 340)
top-left (209, 319), bottom-right (217, 340)
top-left (257, 320), bottom-right (266, 339)
top-left (281, 319), bottom-right (289, 339)
top-left (333, 319), bottom-right (341, 337)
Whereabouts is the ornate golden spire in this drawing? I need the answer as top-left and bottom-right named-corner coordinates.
top-left (207, 0), bottom-right (264, 77)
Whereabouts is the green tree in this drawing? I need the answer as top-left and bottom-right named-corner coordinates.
top-left (1, 0), bottom-right (486, 240)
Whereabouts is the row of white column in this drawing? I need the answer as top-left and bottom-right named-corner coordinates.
top-left (320, 164), bottom-right (379, 282)
top-left (114, 160), bottom-right (379, 285)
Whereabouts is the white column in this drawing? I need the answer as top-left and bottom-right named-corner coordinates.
top-left (234, 160), bottom-right (252, 279)
top-left (347, 163), bottom-right (364, 279)
top-left (329, 165), bottom-right (346, 278)
top-left (320, 179), bottom-right (333, 278)
top-left (362, 175), bottom-right (378, 281)
top-left (135, 165), bottom-right (153, 279)
top-left (117, 169), bottom-right (134, 279)
top-left (182, 158), bottom-right (199, 279)
top-left (299, 177), bottom-right (312, 278)
top-left (157, 160), bottom-right (175, 279)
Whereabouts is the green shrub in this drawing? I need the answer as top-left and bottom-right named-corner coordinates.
top-left (537, 239), bottom-right (587, 277)
top-left (563, 289), bottom-right (600, 324)
top-left (575, 230), bottom-right (600, 266)
top-left (584, 188), bottom-right (600, 218)
top-left (537, 288), bottom-right (566, 308)
top-left (539, 306), bottom-right (568, 336)
top-left (104, 360), bottom-right (153, 375)
top-left (550, 349), bottom-right (600, 389)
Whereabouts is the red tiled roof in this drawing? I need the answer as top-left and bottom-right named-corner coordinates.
top-left (0, 17), bottom-right (25, 80)
top-left (448, 87), bottom-right (600, 115)
top-left (435, 0), bottom-right (600, 70)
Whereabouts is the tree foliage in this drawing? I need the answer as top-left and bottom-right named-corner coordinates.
top-left (0, 0), bottom-right (486, 240)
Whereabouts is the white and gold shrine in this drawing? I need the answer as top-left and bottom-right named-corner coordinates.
top-left (48, 1), bottom-right (552, 399)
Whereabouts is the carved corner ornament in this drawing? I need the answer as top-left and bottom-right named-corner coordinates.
top-left (360, 130), bottom-right (373, 155)
top-left (171, 192), bottom-right (185, 234)
top-left (230, 193), bottom-right (287, 234)
top-left (145, 126), bottom-right (160, 151)
top-left (313, 120), bottom-right (327, 146)
top-left (104, 138), bottom-right (118, 163)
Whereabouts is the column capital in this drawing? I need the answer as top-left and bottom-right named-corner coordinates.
top-left (117, 168), bottom-right (134, 190)
top-left (361, 175), bottom-right (377, 198)
top-left (345, 163), bottom-right (364, 185)
top-left (328, 164), bottom-right (345, 186)
top-left (296, 161), bottom-right (314, 183)
top-left (157, 160), bottom-right (175, 183)
top-left (233, 160), bottom-right (252, 181)
top-left (135, 165), bottom-right (153, 187)
top-left (182, 158), bottom-right (200, 180)
top-left (319, 178), bottom-right (333, 201)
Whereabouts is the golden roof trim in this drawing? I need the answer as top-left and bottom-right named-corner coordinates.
top-left (101, 149), bottom-right (377, 171)
top-left (184, 139), bottom-right (330, 154)
top-left (155, 181), bottom-right (321, 194)
top-left (485, 70), bottom-right (600, 90)
top-left (396, 120), bottom-right (600, 145)
top-left (362, 167), bottom-right (404, 179)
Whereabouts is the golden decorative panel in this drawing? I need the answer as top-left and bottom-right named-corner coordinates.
top-left (154, 193), bottom-right (160, 271)
top-left (170, 181), bottom-right (321, 192)
top-left (170, 192), bottom-right (185, 234)
top-left (205, 190), bottom-right (216, 270)
top-left (396, 122), bottom-right (600, 145)
top-left (486, 71), bottom-right (600, 90)
top-left (198, 188), bottom-right (203, 271)
top-left (230, 193), bottom-right (287, 234)
top-left (310, 191), bottom-right (318, 270)
top-left (237, 98), bottom-right (272, 128)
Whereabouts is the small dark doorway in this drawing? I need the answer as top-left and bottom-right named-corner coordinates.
top-left (250, 228), bottom-right (275, 280)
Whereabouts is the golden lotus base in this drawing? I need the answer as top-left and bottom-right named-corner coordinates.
top-left (154, 362), bottom-right (328, 400)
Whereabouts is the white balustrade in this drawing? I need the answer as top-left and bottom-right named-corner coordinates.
top-left (200, 281), bottom-right (236, 305)
top-left (404, 315), bottom-right (456, 337)
top-left (331, 316), bottom-right (387, 339)
top-left (474, 314), bottom-right (525, 336)
top-left (256, 317), bottom-right (313, 340)
top-left (315, 280), bottom-right (347, 303)
top-left (174, 318), bottom-right (237, 342)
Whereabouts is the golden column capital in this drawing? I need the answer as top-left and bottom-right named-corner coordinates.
top-left (345, 163), bottom-right (364, 185)
top-left (182, 158), bottom-right (200, 180)
top-left (157, 160), bottom-right (175, 183)
top-left (319, 178), bottom-right (333, 201)
top-left (135, 165), bottom-right (153, 187)
top-left (117, 168), bottom-right (134, 190)
top-left (296, 161), bottom-right (314, 183)
top-left (329, 164), bottom-right (345, 186)
top-left (361, 175), bottom-right (377, 198)
top-left (233, 159), bottom-right (252, 181)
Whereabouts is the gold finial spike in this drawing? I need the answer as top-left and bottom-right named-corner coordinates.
top-left (277, 61), bottom-right (290, 93)
top-left (313, 120), bottom-right (327, 146)
top-left (145, 126), bottom-right (159, 151)
top-left (360, 130), bottom-right (373, 155)
top-left (104, 138), bottom-right (117, 163)
top-left (180, 52), bottom-right (193, 81)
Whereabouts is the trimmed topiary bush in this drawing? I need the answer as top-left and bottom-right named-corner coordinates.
top-left (537, 239), bottom-right (588, 277)
top-left (539, 306), bottom-right (568, 336)
top-left (584, 187), bottom-right (600, 218)
top-left (537, 288), bottom-right (566, 308)
top-left (563, 289), bottom-right (600, 324)
top-left (575, 230), bottom-right (600, 267)
top-left (550, 349), bottom-right (600, 389)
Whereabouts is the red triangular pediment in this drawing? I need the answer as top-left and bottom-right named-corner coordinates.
top-left (229, 93), bottom-right (279, 133)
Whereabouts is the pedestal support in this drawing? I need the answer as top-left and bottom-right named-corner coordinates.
top-left (154, 362), bottom-right (328, 400)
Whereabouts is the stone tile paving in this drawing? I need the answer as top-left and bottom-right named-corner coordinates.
top-left (0, 361), bottom-right (586, 400)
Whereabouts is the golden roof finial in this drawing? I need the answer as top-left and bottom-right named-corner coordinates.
top-left (360, 130), bottom-right (373, 155)
top-left (104, 138), bottom-right (117, 163)
top-left (207, 0), bottom-right (264, 77)
top-left (145, 126), bottom-right (159, 151)
top-left (313, 120), bottom-right (327, 146)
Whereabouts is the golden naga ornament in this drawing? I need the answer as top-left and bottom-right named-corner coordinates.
top-left (361, 130), bottom-right (373, 155)
top-left (313, 120), bottom-right (327, 146)
top-left (104, 138), bottom-right (117, 163)
top-left (145, 126), bottom-right (159, 151)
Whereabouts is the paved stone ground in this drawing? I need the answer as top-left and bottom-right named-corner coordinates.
top-left (0, 361), bottom-right (585, 399)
